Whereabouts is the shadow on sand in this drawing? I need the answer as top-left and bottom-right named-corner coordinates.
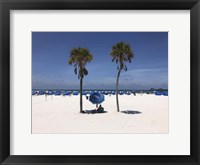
top-left (121, 110), bottom-right (142, 115)
top-left (83, 109), bottom-right (107, 114)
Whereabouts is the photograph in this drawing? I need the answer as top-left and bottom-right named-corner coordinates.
top-left (32, 32), bottom-right (168, 134)
top-left (1, 0), bottom-right (199, 164)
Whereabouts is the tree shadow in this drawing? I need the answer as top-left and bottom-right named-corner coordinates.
top-left (121, 110), bottom-right (142, 115)
top-left (83, 109), bottom-right (107, 114)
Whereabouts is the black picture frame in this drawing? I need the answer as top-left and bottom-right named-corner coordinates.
top-left (0, 0), bottom-right (199, 164)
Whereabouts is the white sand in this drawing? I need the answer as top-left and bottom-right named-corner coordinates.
top-left (32, 94), bottom-right (168, 134)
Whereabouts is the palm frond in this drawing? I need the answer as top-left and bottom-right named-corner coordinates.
top-left (68, 47), bottom-right (93, 79)
top-left (83, 68), bottom-right (88, 76)
top-left (74, 67), bottom-right (77, 75)
top-left (109, 41), bottom-right (134, 71)
top-left (124, 65), bottom-right (127, 71)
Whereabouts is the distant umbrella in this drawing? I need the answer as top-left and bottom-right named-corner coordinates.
top-left (104, 91), bottom-right (109, 95)
top-left (89, 91), bottom-right (94, 94)
top-left (89, 92), bottom-right (105, 105)
top-left (73, 91), bottom-right (79, 95)
top-left (55, 91), bottom-right (61, 96)
top-left (82, 91), bottom-right (87, 95)
top-left (119, 91), bottom-right (125, 95)
top-left (125, 91), bottom-right (131, 95)
top-left (155, 91), bottom-right (162, 96)
top-left (162, 91), bottom-right (168, 96)
top-left (32, 91), bottom-right (37, 95)
top-left (47, 91), bottom-right (53, 95)
top-left (38, 91), bottom-right (45, 95)
top-left (63, 91), bottom-right (71, 96)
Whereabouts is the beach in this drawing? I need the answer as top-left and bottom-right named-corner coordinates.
top-left (32, 94), bottom-right (168, 134)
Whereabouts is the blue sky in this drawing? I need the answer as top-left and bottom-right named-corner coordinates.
top-left (32, 32), bottom-right (168, 90)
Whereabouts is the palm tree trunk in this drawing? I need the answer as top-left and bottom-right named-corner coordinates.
top-left (80, 77), bottom-right (83, 113)
top-left (116, 68), bottom-right (122, 112)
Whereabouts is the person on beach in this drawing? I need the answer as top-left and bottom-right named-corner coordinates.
top-left (97, 104), bottom-right (104, 113)
top-left (86, 94), bottom-right (89, 100)
top-left (45, 93), bottom-right (47, 101)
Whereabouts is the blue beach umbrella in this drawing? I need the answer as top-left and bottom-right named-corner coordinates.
top-left (47, 91), bottom-right (53, 95)
top-left (63, 91), bottom-right (71, 96)
top-left (89, 92), bottom-right (105, 105)
top-left (54, 91), bottom-right (61, 96)
top-left (104, 91), bottom-right (109, 95)
top-left (162, 91), bottom-right (168, 96)
top-left (38, 91), bottom-right (45, 95)
top-left (73, 91), bottom-right (79, 95)
top-left (51, 91), bottom-right (55, 95)
top-left (119, 91), bottom-right (125, 95)
top-left (126, 91), bottom-right (131, 95)
top-left (82, 91), bottom-right (87, 95)
top-left (89, 91), bottom-right (94, 95)
top-left (155, 91), bottom-right (162, 96)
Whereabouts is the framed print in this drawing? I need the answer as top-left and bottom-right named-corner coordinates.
top-left (0, 0), bottom-right (200, 164)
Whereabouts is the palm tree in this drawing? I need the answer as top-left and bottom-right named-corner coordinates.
top-left (110, 42), bottom-right (134, 112)
top-left (68, 47), bottom-right (93, 113)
